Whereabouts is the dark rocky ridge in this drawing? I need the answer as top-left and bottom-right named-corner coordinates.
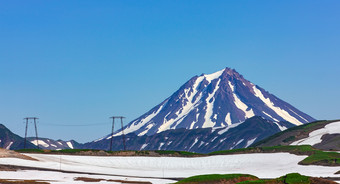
top-left (0, 124), bottom-right (36, 150)
top-left (81, 116), bottom-right (295, 153)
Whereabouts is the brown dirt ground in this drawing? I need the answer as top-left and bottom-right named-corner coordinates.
top-left (74, 177), bottom-right (152, 183)
top-left (0, 148), bottom-right (37, 161)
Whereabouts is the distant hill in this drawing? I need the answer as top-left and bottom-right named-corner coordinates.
top-left (252, 119), bottom-right (340, 151)
top-left (0, 124), bottom-right (36, 150)
top-left (27, 137), bottom-right (81, 150)
top-left (82, 116), bottom-right (295, 153)
top-left (0, 124), bottom-right (79, 150)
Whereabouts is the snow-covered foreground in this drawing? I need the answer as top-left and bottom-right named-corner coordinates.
top-left (0, 170), bottom-right (173, 184)
top-left (0, 153), bottom-right (340, 183)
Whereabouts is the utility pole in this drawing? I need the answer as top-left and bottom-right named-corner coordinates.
top-left (109, 117), bottom-right (115, 151)
top-left (24, 118), bottom-right (28, 149)
top-left (120, 117), bottom-right (126, 151)
top-left (109, 116), bottom-right (126, 151)
top-left (23, 117), bottom-right (39, 149)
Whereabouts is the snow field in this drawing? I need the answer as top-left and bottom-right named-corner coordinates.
top-left (0, 170), bottom-right (174, 184)
top-left (291, 121), bottom-right (340, 146)
top-left (1, 153), bottom-right (340, 181)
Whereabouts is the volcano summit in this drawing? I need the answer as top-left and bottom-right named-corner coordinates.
top-left (114, 68), bottom-right (314, 137)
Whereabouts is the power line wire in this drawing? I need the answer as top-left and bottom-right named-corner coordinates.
top-left (39, 122), bottom-right (111, 127)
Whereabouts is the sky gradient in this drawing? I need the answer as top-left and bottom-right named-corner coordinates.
top-left (1, 1), bottom-right (340, 143)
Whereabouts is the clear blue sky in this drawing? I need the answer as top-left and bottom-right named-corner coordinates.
top-left (1, 1), bottom-right (339, 143)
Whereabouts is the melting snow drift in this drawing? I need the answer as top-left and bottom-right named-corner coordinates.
top-left (0, 152), bottom-right (340, 183)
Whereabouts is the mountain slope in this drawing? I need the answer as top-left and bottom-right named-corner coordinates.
top-left (0, 124), bottom-right (36, 150)
top-left (252, 119), bottom-right (340, 151)
top-left (82, 116), bottom-right (295, 153)
top-left (27, 137), bottom-right (80, 150)
top-left (111, 68), bottom-right (314, 137)
top-left (0, 124), bottom-right (79, 150)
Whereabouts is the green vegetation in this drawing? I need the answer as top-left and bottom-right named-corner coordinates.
top-left (283, 136), bottom-right (296, 143)
top-left (16, 148), bottom-right (200, 157)
top-left (283, 173), bottom-right (310, 184)
top-left (209, 145), bottom-right (315, 155)
top-left (17, 149), bottom-right (103, 154)
top-left (209, 145), bottom-right (340, 166)
top-left (252, 119), bottom-right (340, 147)
top-left (177, 173), bottom-right (313, 184)
top-left (154, 150), bottom-right (200, 156)
top-left (175, 174), bottom-right (258, 183)
top-left (16, 149), bottom-right (45, 153)
top-left (301, 150), bottom-right (340, 166)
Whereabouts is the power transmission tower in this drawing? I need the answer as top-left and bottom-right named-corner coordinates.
top-left (109, 116), bottom-right (126, 151)
top-left (23, 117), bottom-right (39, 149)
top-left (109, 117), bottom-right (115, 151)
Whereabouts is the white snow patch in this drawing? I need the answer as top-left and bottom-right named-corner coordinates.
top-left (246, 137), bottom-right (257, 148)
top-left (230, 139), bottom-right (244, 149)
top-left (5, 142), bottom-right (13, 150)
top-left (189, 138), bottom-right (199, 150)
top-left (229, 81), bottom-right (254, 119)
top-left (274, 122), bottom-right (287, 131)
top-left (158, 76), bottom-right (205, 132)
top-left (138, 123), bottom-right (154, 136)
top-left (219, 138), bottom-right (227, 143)
top-left (203, 79), bottom-right (221, 128)
top-left (114, 103), bottom-right (165, 137)
top-left (140, 144), bottom-right (148, 150)
top-left (211, 136), bottom-right (218, 142)
top-left (213, 114), bottom-right (217, 119)
top-left (262, 111), bottom-right (279, 122)
top-left (203, 69), bottom-right (224, 83)
top-left (66, 141), bottom-right (73, 149)
top-left (158, 143), bottom-right (165, 150)
top-left (31, 140), bottom-right (49, 148)
top-left (235, 139), bottom-right (244, 146)
top-left (1, 153), bottom-right (339, 179)
top-left (0, 170), bottom-right (173, 184)
top-left (218, 122), bottom-right (243, 135)
top-left (167, 141), bottom-right (172, 145)
top-left (225, 112), bottom-right (232, 125)
top-left (289, 108), bottom-right (309, 123)
top-left (291, 121), bottom-right (340, 146)
top-left (253, 86), bottom-right (302, 126)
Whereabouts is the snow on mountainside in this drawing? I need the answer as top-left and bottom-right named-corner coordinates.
top-left (290, 121), bottom-right (340, 147)
top-left (0, 124), bottom-right (36, 150)
top-left (27, 137), bottom-right (80, 150)
top-left (252, 119), bottom-right (340, 151)
top-left (107, 68), bottom-right (315, 138)
top-left (83, 116), bottom-right (296, 153)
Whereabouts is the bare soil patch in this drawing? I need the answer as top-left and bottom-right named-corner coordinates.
top-left (0, 148), bottom-right (36, 161)
top-left (0, 179), bottom-right (50, 184)
top-left (74, 177), bottom-right (152, 183)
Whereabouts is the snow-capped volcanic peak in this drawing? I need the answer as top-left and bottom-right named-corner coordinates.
top-left (111, 68), bottom-right (314, 137)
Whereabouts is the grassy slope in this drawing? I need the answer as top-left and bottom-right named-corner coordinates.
top-left (252, 120), bottom-right (340, 148)
top-left (175, 174), bottom-right (258, 183)
top-left (175, 173), bottom-right (328, 184)
top-left (209, 145), bottom-right (340, 166)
